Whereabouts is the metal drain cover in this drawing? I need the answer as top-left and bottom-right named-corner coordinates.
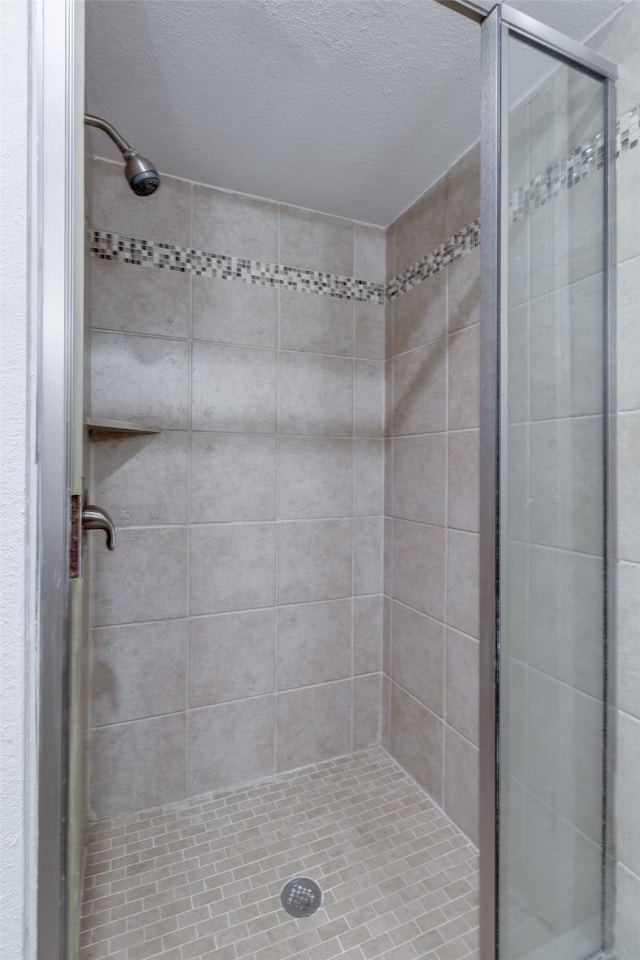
top-left (280, 877), bottom-right (323, 917)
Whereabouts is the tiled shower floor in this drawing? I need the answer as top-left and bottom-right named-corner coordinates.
top-left (79, 748), bottom-right (479, 960)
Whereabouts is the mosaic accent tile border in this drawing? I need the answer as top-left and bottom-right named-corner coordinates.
top-left (90, 230), bottom-right (386, 304)
top-left (91, 101), bottom-right (640, 306)
top-left (386, 220), bottom-right (480, 301)
top-left (508, 101), bottom-right (640, 224)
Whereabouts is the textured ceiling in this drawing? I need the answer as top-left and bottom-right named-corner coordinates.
top-left (86, 0), bottom-right (623, 226)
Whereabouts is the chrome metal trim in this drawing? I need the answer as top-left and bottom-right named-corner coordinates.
top-left (479, 7), bottom-right (501, 959)
top-left (602, 73), bottom-right (618, 957)
top-left (82, 504), bottom-right (116, 551)
top-left (500, 3), bottom-right (618, 79)
top-left (84, 114), bottom-right (132, 156)
top-left (36, 0), bottom-right (78, 957)
top-left (434, 0), bottom-right (494, 24)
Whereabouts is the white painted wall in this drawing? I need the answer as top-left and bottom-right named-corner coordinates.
top-left (0, 3), bottom-right (37, 959)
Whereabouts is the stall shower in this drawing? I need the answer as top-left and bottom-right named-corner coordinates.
top-left (74, 2), bottom-right (640, 960)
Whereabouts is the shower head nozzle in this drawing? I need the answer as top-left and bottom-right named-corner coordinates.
top-left (85, 114), bottom-right (161, 198)
top-left (124, 152), bottom-right (161, 197)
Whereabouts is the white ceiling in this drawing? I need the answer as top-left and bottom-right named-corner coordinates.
top-left (86, 0), bottom-right (623, 226)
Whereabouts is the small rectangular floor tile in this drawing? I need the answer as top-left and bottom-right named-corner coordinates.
top-left (80, 748), bottom-right (478, 960)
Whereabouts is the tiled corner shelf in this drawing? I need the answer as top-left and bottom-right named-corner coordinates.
top-left (85, 418), bottom-right (162, 437)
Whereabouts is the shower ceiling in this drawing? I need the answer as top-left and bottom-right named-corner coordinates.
top-left (85, 0), bottom-right (623, 226)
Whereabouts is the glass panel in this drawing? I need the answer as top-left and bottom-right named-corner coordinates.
top-left (500, 33), bottom-right (607, 960)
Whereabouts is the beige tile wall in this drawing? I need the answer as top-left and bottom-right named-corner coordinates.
top-left (384, 148), bottom-right (481, 846)
top-left (88, 161), bottom-right (385, 819)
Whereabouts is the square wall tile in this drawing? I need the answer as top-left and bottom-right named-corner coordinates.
top-left (354, 224), bottom-right (385, 283)
top-left (390, 682), bottom-right (444, 804)
top-left (447, 143), bottom-right (480, 236)
top-left (394, 271), bottom-right (447, 355)
top-left (444, 727), bottom-right (479, 845)
top-left (383, 595), bottom-right (392, 676)
top-left (278, 353), bottom-right (353, 436)
top-left (92, 527), bottom-right (188, 626)
top-left (355, 303), bottom-right (386, 360)
top-left (616, 863), bottom-right (640, 960)
top-left (447, 530), bottom-right (479, 639)
top-left (528, 545), bottom-right (603, 699)
top-left (278, 437), bottom-right (352, 519)
top-left (354, 439), bottom-right (384, 517)
top-left (92, 431), bottom-right (189, 526)
top-left (392, 434), bottom-right (446, 526)
top-left (507, 302), bottom-right (529, 425)
top-left (91, 257), bottom-right (190, 338)
top-left (280, 206), bottom-right (353, 276)
top-left (617, 255), bottom-right (640, 412)
top-left (92, 161), bottom-right (191, 245)
top-left (393, 339), bottom-right (447, 436)
top-left (189, 609), bottom-right (276, 707)
top-left (618, 561), bottom-right (640, 721)
top-left (394, 176), bottom-right (447, 276)
top-left (445, 628), bottom-right (479, 745)
top-left (190, 434), bottom-right (276, 522)
top-left (447, 430), bottom-right (479, 533)
top-left (278, 519), bottom-right (352, 605)
top-left (353, 674), bottom-right (382, 750)
top-left (279, 289), bottom-right (353, 357)
top-left (392, 520), bottom-right (446, 622)
top-left (391, 600), bottom-right (444, 717)
top-left (616, 711), bottom-right (640, 878)
top-left (354, 360), bottom-right (385, 438)
top-left (276, 680), bottom-right (351, 770)
top-left (90, 714), bottom-right (186, 818)
top-left (189, 522), bottom-right (276, 615)
top-left (192, 342), bottom-right (277, 433)
top-left (353, 595), bottom-right (383, 675)
top-left (91, 619), bottom-right (187, 726)
top-left (529, 273), bottom-right (604, 421)
top-left (449, 247), bottom-right (480, 334)
top-left (448, 324), bottom-right (480, 431)
top-left (382, 675), bottom-right (391, 749)
top-left (192, 275), bottom-right (278, 348)
top-left (277, 599), bottom-right (351, 690)
top-left (385, 223), bottom-right (397, 283)
top-left (91, 332), bottom-right (190, 429)
top-left (188, 696), bottom-right (274, 795)
top-left (529, 416), bottom-right (604, 555)
top-left (354, 517), bottom-right (383, 596)
top-left (618, 411), bottom-right (640, 563)
top-left (191, 186), bottom-right (278, 261)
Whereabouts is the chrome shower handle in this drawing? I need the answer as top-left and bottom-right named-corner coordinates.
top-left (82, 504), bottom-right (116, 551)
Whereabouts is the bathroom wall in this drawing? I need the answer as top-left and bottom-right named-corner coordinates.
top-left (383, 148), bottom-right (481, 846)
top-left (87, 159), bottom-right (385, 819)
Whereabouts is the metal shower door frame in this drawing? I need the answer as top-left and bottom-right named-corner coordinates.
top-left (477, 5), bottom-right (618, 959)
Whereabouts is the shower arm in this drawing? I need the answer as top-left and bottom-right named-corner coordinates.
top-left (85, 114), bottom-right (136, 158)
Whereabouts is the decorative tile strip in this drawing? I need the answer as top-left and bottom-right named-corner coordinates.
top-left (90, 230), bottom-right (386, 304)
top-left (509, 101), bottom-right (640, 224)
top-left (386, 219), bottom-right (480, 301)
top-left (92, 101), bottom-right (640, 306)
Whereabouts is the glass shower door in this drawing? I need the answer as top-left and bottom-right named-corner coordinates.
top-left (479, 7), bottom-right (616, 959)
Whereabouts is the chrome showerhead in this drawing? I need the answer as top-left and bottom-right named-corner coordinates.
top-left (123, 152), bottom-right (161, 196)
top-left (85, 114), bottom-right (161, 197)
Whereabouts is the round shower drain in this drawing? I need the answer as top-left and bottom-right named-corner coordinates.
top-left (280, 877), bottom-right (323, 918)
